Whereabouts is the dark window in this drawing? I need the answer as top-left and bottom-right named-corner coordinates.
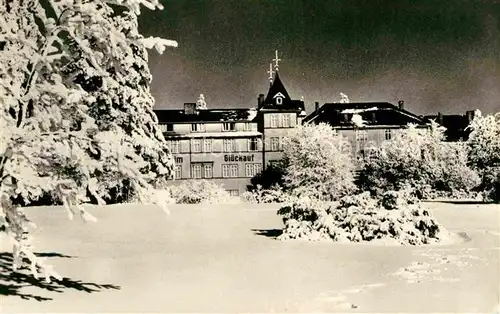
top-left (248, 138), bottom-right (258, 151)
top-left (385, 129), bottom-right (392, 140)
top-left (223, 122), bottom-right (236, 131)
top-left (167, 124), bottom-right (174, 132)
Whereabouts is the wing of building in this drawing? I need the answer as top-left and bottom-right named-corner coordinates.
top-left (154, 70), bottom-right (305, 195)
top-left (303, 100), bottom-right (430, 168)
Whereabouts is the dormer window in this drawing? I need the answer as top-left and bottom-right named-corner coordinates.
top-left (222, 122), bottom-right (236, 131)
top-left (273, 92), bottom-right (285, 105)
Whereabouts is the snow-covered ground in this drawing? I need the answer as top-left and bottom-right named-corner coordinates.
top-left (1, 201), bottom-right (499, 313)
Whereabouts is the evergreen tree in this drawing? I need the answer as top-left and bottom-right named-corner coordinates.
top-left (467, 110), bottom-right (500, 202)
top-left (281, 123), bottom-right (356, 201)
top-left (0, 0), bottom-right (176, 281)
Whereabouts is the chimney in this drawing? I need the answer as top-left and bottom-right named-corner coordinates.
top-left (398, 100), bottom-right (404, 110)
top-left (466, 110), bottom-right (474, 123)
top-left (315, 101), bottom-right (319, 113)
top-left (184, 103), bottom-right (197, 115)
top-left (437, 112), bottom-right (444, 125)
top-left (258, 94), bottom-right (265, 108)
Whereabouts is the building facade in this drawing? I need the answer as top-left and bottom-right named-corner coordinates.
top-left (303, 100), bottom-right (431, 168)
top-left (154, 70), bottom-right (305, 195)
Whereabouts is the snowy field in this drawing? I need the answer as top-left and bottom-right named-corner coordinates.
top-left (1, 201), bottom-right (499, 313)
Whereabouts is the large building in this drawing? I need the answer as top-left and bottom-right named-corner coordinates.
top-left (154, 67), bottom-right (305, 195)
top-left (155, 53), bottom-right (476, 193)
top-left (303, 100), bottom-right (431, 167)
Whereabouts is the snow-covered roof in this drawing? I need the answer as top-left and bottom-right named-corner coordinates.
top-left (304, 102), bottom-right (427, 127)
top-left (154, 108), bottom-right (259, 123)
top-left (247, 108), bottom-right (258, 121)
top-left (340, 107), bottom-right (378, 114)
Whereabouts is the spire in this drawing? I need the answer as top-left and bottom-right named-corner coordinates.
top-left (272, 50), bottom-right (281, 71)
top-left (263, 71), bottom-right (291, 105)
top-left (267, 63), bottom-right (274, 86)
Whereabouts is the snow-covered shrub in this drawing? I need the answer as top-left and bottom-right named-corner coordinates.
top-left (169, 180), bottom-right (236, 204)
top-left (278, 191), bottom-right (449, 245)
top-left (0, 0), bottom-right (177, 282)
top-left (241, 184), bottom-right (286, 204)
top-left (281, 123), bottom-right (356, 201)
top-left (358, 122), bottom-right (480, 199)
top-left (467, 111), bottom-right (500, 203)
top-left (248, 159), bottom-right (288, 192)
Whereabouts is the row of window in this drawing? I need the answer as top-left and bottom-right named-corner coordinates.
top-left (355, 129), bottom-right (392, 142)
top-left (163, 117), bottom-right (296, 133)
top-left (168, 137), bottom-right (285, 153)
top-left (167, 138), bottom-right (259, 154)
top-left (269, 113), bottom-right (293, 128)
top-left (166, 122), bottom-right (254, 133)
top-left (167, 131), bottom-right (392, 154)
top-left (173, 163), bottom-right (263, 179)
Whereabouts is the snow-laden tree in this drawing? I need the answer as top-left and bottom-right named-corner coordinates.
top-left (339, 92), bottom-right (349, 103)
top-left (196, 93), bottom-right (207, 109)
top-left (351, 113), bottom-right (367, 128)
top-left (467, 110), bottom-right (500, 202)
top-left (281, 123), bottom-right (356, 201)
top-left (358, 122), bottom-right (480, 198)
top-left (0, 0), bottom-right (176, 281)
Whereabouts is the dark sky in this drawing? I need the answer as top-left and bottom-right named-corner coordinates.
top-left (139, 0), bottom-right (500, 115)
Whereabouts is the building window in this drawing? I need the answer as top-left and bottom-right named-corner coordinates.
top-left (191, 163), bottom-right (202, 179)
top-left (192, 139), bottom-right (202, 153)
top-left (248, 138), bottom-right (258, 151)
top-left (277, 114), bottom-right (284, 128)
top-left (166, 124), bottom-right (174, 132)
top-left (270, 114), bottom-right (278, 128)
top-left (228, 190), bottom-right (239, 197)
top-left (223, 122), bottom-right (236, 131)
top-left (203, 138), bottom-right (212, 152)
top-left (385, 129), bottom-right (392, 140)
top-left (191, 123), bottom-right (205, 132)
top-left (230, 164), bottom-right (238, 177)
top-left (175, 157), bottom-right (183, 164)
top-left (222, 165), bottom-right (231, 178)
top-left (245, 164), bottom-right (253, 177)
top-left (270, 137), bottom-right (280, 151)
top-left (356, 130), bottom-right (368, 142)
top-left (223, 139), bottom-right (236, 152)
top-left (169, 140), bottom-right (180, 154)
top-left (222, 164), bottom-right (238, 178)
top-left (204, 164), bottom-right (213, 179)
top-left (245, 163), bottom-right (262, 177)
top-left (174, 165), bottom-right (182, 179)
top-left (276, 97), bottom-right (283, 105)
top-left (283, 114), bottom-right (291, 127)
top-left (243, 123), bottom-right (252, 131)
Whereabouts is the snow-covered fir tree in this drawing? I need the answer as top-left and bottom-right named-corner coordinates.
top-left (467, 110), bottom-right (500, 202)
top-left (0, 0), bottom-right (177, 281)
top-left (196, 93), bottom-right (207, 109)
top-left (281, 123), bottom-right (356, 201)
top-left (339, 92), bottom-right (349, 103)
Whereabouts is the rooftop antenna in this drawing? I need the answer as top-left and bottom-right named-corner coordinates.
top-left (267, 63), bottom-right (274, 86)
top-left (272, 49), bottom-right (281, 71)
